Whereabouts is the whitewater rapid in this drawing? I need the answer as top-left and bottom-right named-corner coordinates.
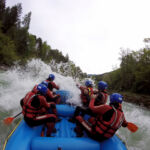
top-left (0, 59), bottom-right (150, 150)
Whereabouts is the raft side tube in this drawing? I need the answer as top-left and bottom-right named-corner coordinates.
top-left (31, 137), bottom-right (101, 150)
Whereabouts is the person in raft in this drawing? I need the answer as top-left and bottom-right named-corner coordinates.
top-left (93, 81), bottom-right (108, 105)
top-left (20, 84), bottom-right (57, 137)
top-left (74, 93), bottom-right (128, 141)
top-left (32, 81), bottom-right (60, 104)
top-left (40, 81), bottom-right (60, 104)
top-left (69, 81), bottom-right (108, 123)
top-left (77, 80), bottom-right (94, 107)
top-left (45, 74), bottom-right (59, 91)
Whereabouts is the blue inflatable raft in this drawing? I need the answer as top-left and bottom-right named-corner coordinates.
top-left (3, 90), bottom-right (127, 150)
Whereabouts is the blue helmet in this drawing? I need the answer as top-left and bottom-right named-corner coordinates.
top-left (98, 81), bottom-right (108, 91)
top-left (110, 93), bottom-right (123, 104)
top-left (37, 84), bottom-right (48, 95)
top-left (41, 81), bottom-right (48, 87)
top-left (85, 80), bottom-right (92, 87)
top-left (48, 74), bottom-right (55, 81)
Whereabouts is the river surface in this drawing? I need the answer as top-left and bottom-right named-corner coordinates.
top-left (0, 59), bottom-right (150, 150)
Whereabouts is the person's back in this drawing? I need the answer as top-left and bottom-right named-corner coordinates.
top-left (89, 99), bottom-right (127, 139)
top-left (94, 81), bottom-right (108, 106)
top-left (74, 93), bottom-right (128, 141)
top-left (69, 81), bottom-right (108, 125)
top-left (21, 84), bottom-right (57, 137)
top-left (41, 80), bottom-right (60, 104)
top-left (78, 80), bottom-right (94, 107)
top-left (45, 74), bottom-right (59, 91)
top-left (22, 91), bottom-right (46, 119)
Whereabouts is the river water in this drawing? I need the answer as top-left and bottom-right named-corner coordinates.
top-left (0, 59), bottom-right (150, 150)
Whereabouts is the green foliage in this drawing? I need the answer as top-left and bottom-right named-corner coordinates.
top-left (0, 0), bottom-right (6, 20)
top-left (0, 30), bottom-right (18, 65)
top-left (22, 12), bottom-right (31, 30)
top-left (48, 49), bottom-right (68, 63)
top-left (93, 48), bottom-right (150, 95)
top-left (0, 0), bottom-right (86, 80)
top-left (1, 4), bottom-right (22, 33)
top-left (133, 49), bottom-right (150, 93)
top-left (27, 34), bottom-right (36, 56)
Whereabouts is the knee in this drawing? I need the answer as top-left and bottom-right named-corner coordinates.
top-left (48, 117), bottom-right (56, 122)
top-left (51, 103), bottom-right (56, 109)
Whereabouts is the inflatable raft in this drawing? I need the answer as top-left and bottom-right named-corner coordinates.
top-left (3, 90), bottom-right (127, 150)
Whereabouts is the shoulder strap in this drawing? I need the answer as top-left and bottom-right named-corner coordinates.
top-left (25, 93), bottom-right (40, 105)
top-left (110, 105), bottom-right (118, 127)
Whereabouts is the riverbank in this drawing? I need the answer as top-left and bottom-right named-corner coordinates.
top-left (0, 65), bottom-right (10, 71)
top-left (120, 92), bottom-right (150, 110)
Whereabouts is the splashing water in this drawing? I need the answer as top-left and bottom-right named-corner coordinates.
top-left (0, 59), bottom-right (150, 150)
top-left (0, 59), bottom-right (81, 112)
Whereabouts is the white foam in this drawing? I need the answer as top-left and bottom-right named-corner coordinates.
top-left (0, 59), bottom-right (82, 110)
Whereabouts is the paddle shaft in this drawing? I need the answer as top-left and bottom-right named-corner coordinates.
top-left (13, 112), bottom-right (22, 118)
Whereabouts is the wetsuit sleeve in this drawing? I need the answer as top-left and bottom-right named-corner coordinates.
top-left (89, 98), bottom-right (110, 114)
top-left (122, 114), bottom-right (128, 127)
top-left (47, 90), bottom-right (56, 99)
top-left (79, 86), bottom-right (88, 95)
top-left (93, 89), bottom-right (98, 94)
top-left (20, 98), bottom-right (24, 107)
top-left (39, 96), bottom-right (50, 108)
top-left (32, 85), bottom-right (38, 93)
top-left (79, 86), bottom-right (84, 91)
top-left (51, 81), bottom-right (59, 90)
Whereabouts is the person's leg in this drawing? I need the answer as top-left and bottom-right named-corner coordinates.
top-left (45, 117), bottom-right (56, 137)
top-left (69, 106), bottom-right (87, 122)
top-left (74, 116), bottom-right (93, 137)
top-left (74, 121), bottom-right (84, 137)
top-left (35, 114), bottom-right (57, 137)
top-left (48, 102), bottom-right (61, 122)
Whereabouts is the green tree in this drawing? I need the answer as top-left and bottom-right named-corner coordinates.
top-left (0, 31), bottom-right (18, 65)
top-left (22, 12), bottom-right (31, 30)
top-left (0, 0), bottom-right (6, 20)
top-left (2, 4), bottom-right (22, 33)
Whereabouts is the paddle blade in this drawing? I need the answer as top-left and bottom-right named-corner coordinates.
top-left (40, 126), bottom-right (45, 137)
top-left (127, 122), bottom-right (138, 133)
top-left (3, 117), bottom-right (14, 125)
top-left (40, 131), bottom-right (44, 137)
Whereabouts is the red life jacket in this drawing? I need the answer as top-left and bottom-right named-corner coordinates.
top-left (95, 104), bottom-right (125, 138)
top-left (102, 92), bottom-right (108, 104)
top-left (32, 85), bottom-right (38, 93)
top-left (95, 91), bottom-right (108, 105)
top-left (87, 87), bottom-right (94, 96)
top-left (81, 87), bottom-right (94, 105)
top-left (45, 80), bottom-right (54, 91)
top-left (22, 91), bottom-right (43, 119)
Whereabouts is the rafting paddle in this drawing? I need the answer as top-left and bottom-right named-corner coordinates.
top-left (41, 125), bottom-right (46, 137)
top-left (127, 122), bottom-right (138, 133)
top-left (3, 112), bottom-right (22, 125)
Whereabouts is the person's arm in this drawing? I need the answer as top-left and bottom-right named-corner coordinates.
top-left (32, 85), bottom-right (38, 93)
top-left (89, 97), bottom-right (110, 114)
top-left (39, 96), bottom-right (50, 108)
top-left (122, 114), bottom-right (128, 127)
top-left (47, 89), bottom-right (60, 102)
top-left (47, 89), bottom-right (57, 99)
top-left (79, 86), bottom-right (89, 95)
top-left (93, 89), bottom-right (98, 94)
top-left (20, 98), bottom-right (24, 107)
top-left (51, 81), bottom-right (59, 90)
